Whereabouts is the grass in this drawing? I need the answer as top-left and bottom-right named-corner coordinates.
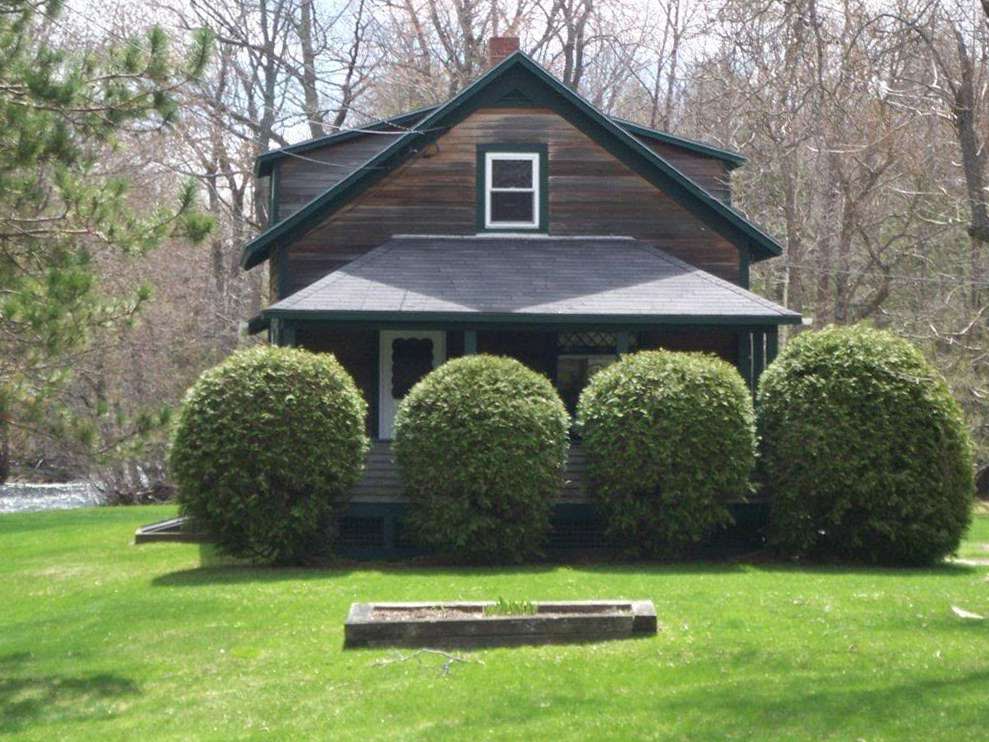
top-left (483, 598), bottom-right (537, 616)
top-left (1, 507), bottom-right (988, 741)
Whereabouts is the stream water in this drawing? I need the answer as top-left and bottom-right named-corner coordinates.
top-left (0, 482), bottom-right (105, 513)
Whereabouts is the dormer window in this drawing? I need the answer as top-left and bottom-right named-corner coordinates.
top-left (477, 145), bottom-right (548, 231)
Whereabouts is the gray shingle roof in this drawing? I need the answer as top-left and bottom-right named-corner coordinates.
top-left (265, 236), bottom-right (801, 326)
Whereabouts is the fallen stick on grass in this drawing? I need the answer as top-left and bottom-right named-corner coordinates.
top-left (373, 648), bottom-right (485, 676)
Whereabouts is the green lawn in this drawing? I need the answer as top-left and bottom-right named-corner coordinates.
top-left (2, 507), bottom-right (989, 741)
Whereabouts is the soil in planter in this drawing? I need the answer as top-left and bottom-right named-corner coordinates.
top-left (371, 605), bottom-right (634, 621)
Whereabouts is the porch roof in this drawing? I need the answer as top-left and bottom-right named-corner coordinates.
top-left (264, 235), bottom-right (801, 326)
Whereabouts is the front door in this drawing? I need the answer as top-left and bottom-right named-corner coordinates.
top-left (378, 330), bottom-right (446, 439)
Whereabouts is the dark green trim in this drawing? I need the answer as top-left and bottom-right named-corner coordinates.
top-left (616, 332), bottom-right (631, 353)
top-left (738, 331), bottom-right (753, 391)
top-left (255, 105), bottom-right (440, 177)
top-left (766, 326), bottom-right (779, 365)
top-left (255, 108), bottom-right (744, 180)
top-left (246, 314), bottom-right (270, 335)
top-left (464, 330), bottom-right (477, 354)
top-left (271, 163), bottom-right (290, 301)
top-left (269, 161), bottom-right (281, 224)
top-left (264, 310), bottom-right (800, 328)
top-left (614, 118), bottom-right (746, 169)
top-left (544, 332), bottom-right (558, 384)
top-left (333, 500), bottom-right (768, 559)
top-left (275, 247), bottom-right (288, 300)
top-left (240, 51), bottom-right (783, 270)
top-left (370, 330), bottom-right (380, 439)
top-left (752, 330), bottom-right (765, 384)
top-left (474, 144), bottom-right (549, 232)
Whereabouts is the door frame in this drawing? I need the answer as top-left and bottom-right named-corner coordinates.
top-left (377, 330), bottom-right (447, 440)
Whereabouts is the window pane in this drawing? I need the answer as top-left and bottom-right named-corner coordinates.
top-left (490, 191), bottom-right (535, 223)
top-left (392, 338), bottom-right (433, 398)
top-left (491, 159), bottom-right (533, 188)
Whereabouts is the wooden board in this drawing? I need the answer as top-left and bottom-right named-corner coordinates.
top-left (274, 107), bottom-right (742, 299)
top-left (344, 599), bottom-right (657, 648)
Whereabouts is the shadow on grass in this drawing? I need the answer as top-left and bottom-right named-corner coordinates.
top-left (150, 549), bottom-right (980, 588)
top-left (746, 560), bottom-right (981, 578)
top-left (151, 542), bottom-right (764, 587)
top-left (0, 653), bottom-right (140, 734)
top-left (452, 664), bottom-right (989, 737)
top-left (651, 666), bottom-right (989, 736)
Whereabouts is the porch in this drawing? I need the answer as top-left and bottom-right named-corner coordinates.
top-left (334, 439), bottom-right (769, 557)
top-left (285, 324), bottom-right (780, 439)
top-left (240, 234), bottom-right (800, 554)
top-left (260, 234), bottom-right (800, 440)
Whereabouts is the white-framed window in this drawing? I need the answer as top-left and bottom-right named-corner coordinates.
top-left (484, 151), bottom-right (540, 229)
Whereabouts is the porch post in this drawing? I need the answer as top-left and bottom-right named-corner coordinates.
top-left (766, 326), bottom-right (779, 366)
top-left (282, 322), bottom-right (296, 348)
top-left (616, 331), bottom-right (631, 354)
top-left (737, 330), bottom-right (753, 392)
top-left (752, 330), bottom-right (765, 387)
top-left (464, 330), bottom-right (478, 355)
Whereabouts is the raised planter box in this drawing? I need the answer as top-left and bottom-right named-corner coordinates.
top-left (344, 600), bottom-right (657, 648)
top-left (134, 517), bottom-right (209, 544)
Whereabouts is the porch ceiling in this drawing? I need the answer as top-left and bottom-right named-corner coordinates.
top-left (264, 236), bottom-right (801, 326)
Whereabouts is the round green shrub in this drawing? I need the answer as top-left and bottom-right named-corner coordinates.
top-left (393, 355), bottom-right (570, 563)
top-left (168, 346), bottom-right (369, 564)
top-left (576, 350), bottom-right (755, 557)
top-left (758, 325), bottom-right (974, 565)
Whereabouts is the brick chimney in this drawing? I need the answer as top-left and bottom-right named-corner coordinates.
top-left (488, 37), bottom-right (520, 67)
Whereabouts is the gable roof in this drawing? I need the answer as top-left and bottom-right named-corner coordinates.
top-left (241, 51), bottom-right (782, 271)
top-left (255, 108), bottom-right (745, 179)
top-left (265, 235), bottom-right (800, 326)
top-left (613, 118), bottom-right (746, 169)
top-left (255, 104), bottom-right (439, 177)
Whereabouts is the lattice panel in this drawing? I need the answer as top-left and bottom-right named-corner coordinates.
top-left (557, 331), bottom-right (637, 354)
top-left (558, 331), bottom-right (616, 352)
top-left (547, 517), bottom-right (610, 550)
top-left (337, 516), bottom-right (386, 549)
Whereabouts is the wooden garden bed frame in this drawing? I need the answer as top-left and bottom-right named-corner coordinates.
top-left (344, 600), bottom-right (657, 648)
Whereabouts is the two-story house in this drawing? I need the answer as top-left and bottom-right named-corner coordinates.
top-left (238, 38), bottom-right (800, 554)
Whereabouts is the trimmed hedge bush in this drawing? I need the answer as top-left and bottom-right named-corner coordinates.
top-left (576, 350), bottom-right (755, 557)
top-left (169, 346), bottom-right (369, 564)
top-left (393, 355), bottom-right (570, 563)
top-left (758, 325), bottom-right (974, 565)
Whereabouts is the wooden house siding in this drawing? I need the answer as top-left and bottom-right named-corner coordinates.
top-left (478, 330), bottom-right (555, 378)
top-left (271, 107), bottom-right (742, 299)
top-left (272, 126), bottom-right (731, 225)
top-left (633, 137), bottom-right (731, 203)
top-left (277, 135), bottom-right (394, 220)
top-left (294, 326), bottom-right (377, 433)
top-left (638, 327), bottom-right (738, 364)
top-left (289, 324), bottom-right (746, 449)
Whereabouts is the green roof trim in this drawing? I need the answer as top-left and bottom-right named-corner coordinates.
top-left (614, 118), bottom-right (747, 170)
top-left (264, 309), bottom-right (801, 328)
top-left (254, 104), bottom-right (439, 177)
top-left (255, 108), bottom-right (745, 178)
top-left (241, 51), bottom-right (783, 271)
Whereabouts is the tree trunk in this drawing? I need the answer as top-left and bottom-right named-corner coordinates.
top-left (0, 415), bottom-right (9, 484)
top-left (951, 27), bottom-right (989, 305)
top-left (298, 0), bottom-right (324, 139)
